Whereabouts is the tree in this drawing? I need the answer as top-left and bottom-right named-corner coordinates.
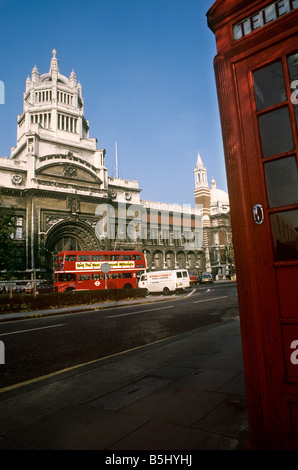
top-left (0, 194), bottom-right (17, 273)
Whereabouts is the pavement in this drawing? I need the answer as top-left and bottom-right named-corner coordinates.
top-left (0, 286), bottom-right (250, 452)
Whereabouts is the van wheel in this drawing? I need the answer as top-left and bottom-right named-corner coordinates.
top-left (176, 288), bottom-right (183, 294)
top-left (163, 287), bottom-right (170, 295)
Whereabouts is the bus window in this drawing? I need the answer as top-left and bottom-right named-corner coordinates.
top-left (65, 255), bottom-right (77, 261)
top-left (91, 255), bottom-right (102, 261)
top-left (133, 255), bottom-right (142, 260)
top-left (103, 255), bottom-right (109, 260)
top-left (122, 255), bottom-right (132, 260)
top-left (122, 273), bottom-right (133, 278)
top-left (58, 273), bottom-right (76, 282)
top-left (111, 273), bottom-right (121, 279)
top-left (111, 255), bottom-right (120, 260)
top-left (78, 275), bottom-right (91, 281)
top-left (78, 255), bottom-right (90, 261)
top-left (92, 273), bottom-right (103, 280)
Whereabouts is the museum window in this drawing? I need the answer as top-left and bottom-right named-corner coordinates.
top-left (57, 91), bottom-right (73, 105)
top-left (57, 113), bottom-right (77, 133)
top-left (12, 217), bottom-right (23, 240)
top-left (31, 112), bottom-right (51, 129)
top-left (35, 90), bottom-right (52, 103)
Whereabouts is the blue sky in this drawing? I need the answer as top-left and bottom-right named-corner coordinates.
top-left (0, 0), bottom-right (226, 206)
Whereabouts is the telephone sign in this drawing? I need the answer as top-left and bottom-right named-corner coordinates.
top-left (233, 0), bottom-right (298, 40)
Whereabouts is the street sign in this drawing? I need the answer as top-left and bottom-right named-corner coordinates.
top-left (101, 263), bottom-right (111, 273)
top-left (101, 263), bottom-right (111, 289)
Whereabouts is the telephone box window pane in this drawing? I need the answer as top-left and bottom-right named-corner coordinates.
top-left (253, 61), bottom-right (286, 111)
top-left (265, 156), bottom-right (298, 208)
top-left (258, 107), bottom-right (293, 157)
top-left (288, 53), bottom-right (298, 82)
top-left (288, 53), bottom-right (298, 130)
top-left (270, 210), bottom-right (298, 262)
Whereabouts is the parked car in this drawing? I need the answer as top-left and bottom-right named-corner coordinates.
top-left (188, 271), bottom-right (198, 285)
top-left (0, 282), bottom-right (27, 294)
top-left (198, 272), bottom-right (213, 284)
top-left (26, 282), bottom-right (54, 294)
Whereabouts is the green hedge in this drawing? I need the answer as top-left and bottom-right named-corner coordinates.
top-left (0, 288), bottom-right (148, 314)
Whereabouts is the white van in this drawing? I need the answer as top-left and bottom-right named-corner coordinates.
top-left (138, 269), bottom-right (190, 295)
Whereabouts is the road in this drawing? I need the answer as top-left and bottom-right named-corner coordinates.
top-left (0, 282), bottom-right (238, 390)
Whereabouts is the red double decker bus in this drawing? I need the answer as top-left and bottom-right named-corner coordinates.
top-left (54, 250), bottom-right (146, 293)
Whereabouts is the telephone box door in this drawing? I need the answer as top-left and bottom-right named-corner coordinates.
top-left (235, 40), bottom-right (298, 448)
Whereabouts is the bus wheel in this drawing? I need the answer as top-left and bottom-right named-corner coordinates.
top-left (65, 287), bottom-right (75, 292)
top-left (123, 284), bottom-right (133, 290)
top-left (163, 287), bottom-right (170, 295)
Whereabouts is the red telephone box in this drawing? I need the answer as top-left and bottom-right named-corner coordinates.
top-left (207, 0), bottom-right (298, 449)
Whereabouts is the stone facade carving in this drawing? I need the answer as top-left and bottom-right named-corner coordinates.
top-left (11, 174), bottom-right (24, 185)
top-left (63, 164), bottom-right (77, 178)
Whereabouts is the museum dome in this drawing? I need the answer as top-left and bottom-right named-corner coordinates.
top-left (210, 178), bottom-right (229, 211)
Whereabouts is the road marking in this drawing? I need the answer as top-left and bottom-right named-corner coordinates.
top-left (193, 296), bottom-right (228, 304)
top-left (0, 324), bottom-right (65, 337)
top-left (187, 289), bottom-right (196, 297)
top-left (106, 305), bottom-right (174, 318)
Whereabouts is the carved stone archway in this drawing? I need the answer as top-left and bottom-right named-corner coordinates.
top-left (45, 219), bottom-right (101, 271)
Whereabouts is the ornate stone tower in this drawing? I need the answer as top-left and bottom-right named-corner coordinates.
top-left (194, 152), bottom-right (212, 257)
top-left (13, 48), bottom-right (108, 188)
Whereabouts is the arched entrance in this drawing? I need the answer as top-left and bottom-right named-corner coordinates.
top-left (165, 250), bottom-right (175, 269)
top-left (176, 251), bottom-right (186, 269)
top-left (45, 220), bottom-right (100, 272)
top-left (153, 250), bottom-right (163, 270)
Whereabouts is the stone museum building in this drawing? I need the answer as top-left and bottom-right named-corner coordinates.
top-left (0, 50), bottom-right (232, 281)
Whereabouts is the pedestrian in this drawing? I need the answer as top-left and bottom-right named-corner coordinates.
top-left (1, 284), bottom-right (7, 295)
